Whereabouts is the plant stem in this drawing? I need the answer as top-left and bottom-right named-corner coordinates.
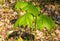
top-left (34, 16), bottom-right (37, 41)
top-left (35, 16), bottom-right (37, 31)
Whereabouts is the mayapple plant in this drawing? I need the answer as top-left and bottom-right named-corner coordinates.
top-left (14, 1), bottom-right (55, 31)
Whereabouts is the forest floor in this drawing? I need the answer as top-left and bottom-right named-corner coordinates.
top-left (0, 0), bottom-right (60, 41)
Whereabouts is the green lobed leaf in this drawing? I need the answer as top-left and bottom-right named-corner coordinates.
top-left (14, 18), bottom-right (19, 28)
top-left (15, 1), bottom-right (28, 10)
top-left (21, 2), bottom-right (40, 16)
top-left (14, 13), bottom-right (34, 28)
top-left (37, 14), bottom-right (55, 31)
top-left (15, 1), bottom-right (40, 16)
top-left (36, 6), bottom-right (40, 11)
top-left (26, 13), bottom-right (34, 27)
top-left (25, 2), bottom-right (40, 16)
top-left (37, 16), bottom-right (44, 30)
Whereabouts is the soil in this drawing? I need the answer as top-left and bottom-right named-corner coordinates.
top-left (0, 0), bottom-right (60, 41)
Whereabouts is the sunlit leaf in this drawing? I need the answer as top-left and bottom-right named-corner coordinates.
top-left (15, 1), bottom-right (40, 16)
top-left (27, 3), bottom-right (39, 16)
top-left (22, 2), bottom-right (40, 16)
top-left (14, 18), bottom-right (19, 28)
top-left (14, 13), bottom-right (34, 28)
top-left (15, 1), bottom-right (28, 10)
top-left (36, 6), bottom-right (40, 11)
top-left (37, 16), bottom-right (44, 30)
top-left (37, 14), bottom-right (55, 31)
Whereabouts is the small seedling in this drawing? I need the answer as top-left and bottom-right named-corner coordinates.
top-left (14, 1), bottom-right (55, 31)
